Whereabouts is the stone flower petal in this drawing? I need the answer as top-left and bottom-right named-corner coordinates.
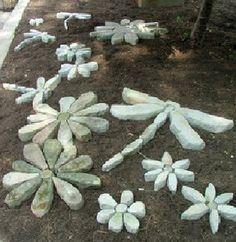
top-left (111, 32), bottom-right (124, 45)
top-left (120, 190), bottom-right (134, 206)
top-left (175, 169), bottom-right (194, 182)
top-left (97, 209), bottom-right (115, 224)
top-left (124, 212), bottom-right (140, 234)
top-left (181, 203), bottom-right (209, 220)
top-left (121, 138), bottom-right (143, 156)
top-left (59, 97), bottom-right (76, 112)
top-left (34, 104), bottom-right (59, 116)
top-left (108, 212), bottom-right (123, 233)
top-left (15, 91), bottom-right (37, 104)
top-left (154, 171), bottom-right (169, 191)
top-left (68, 120), bottom-right (91, 142)
top-left (209, 209), bottom-right (221, 234)
top-left (181, 186), bottom-right (206, 204)
top-left (172, 159), bottom-right (190, 169)
top-left (128, 201), bottom-right (146, 218)
top-left (214, 193), bottom-right (234, 204)
top-left (153, 112), bottom-right (168, 128)
top-left (205, 183), bottom-right (216, 203)
top-left (167, 173), bottom-right (178, 193)
top-left (57, 121), bottom-right (73, 147)
top-left (33, 92), bottom-right (44, 107)
top-left (27, 114), bottom-right (55, 123)
top-left (98, 193), bottom-right (117, 209)
top-left (124, 32), bottom-right (139, 45)
top-left (218, 204), bottom-right (236, 222)
top-left (53, 177), bottom-right (84, 210)
top-left (102, 153), bottom-right (124, 172)
top-left (12, 160), bottom-right (41, 173)
top-left (144, 169), bottom-right (163, 182)
top-left (74, 103), bottom-right (109, 117)
top-left (139, 123), bottom-right (158, 145)
top-left (44, 75), bottom-right (61, 91)
top-left (162, 151), bottom-right (172, 166)
top-left (142, 159), bottom-right (164, 170)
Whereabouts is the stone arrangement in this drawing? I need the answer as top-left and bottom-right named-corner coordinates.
top-left (97, 190), bottom-right (146, 234)
top-left (56, 12), bottom-right (91, 30)
top-left (90, 19), bottom-right (168, 45)
top-left (181, 184), bottom-right (236, 234)
top-left (3, 75), bottom-right (61, 107)
top-left (29, 18), bottom-right (44, 27)
top-left (14, 29), bottom-right (56, 52)
top-left (3, 140), bottom-right (101, 217)
top-left (142, 152), bottom-right (194, 193)
top-left (102, 87), bottom-right (234, 171)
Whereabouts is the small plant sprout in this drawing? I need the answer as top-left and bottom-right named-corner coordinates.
top-left (97, 190), bottom-right (146, 234)
top-left (14, 29), bottom-right (56, 52)
top-left (102, 88), bottom-right (233, 172)
top-left (56, 12), bottom-right (91, 30)
top-left (29, 18), bottom-right (44, 27)
top-left (181, 184), bottom-right (236, 234)
top-left (90, 19), bottom-right (168, 45)
top-left (3, 140), bottom-right (101, 217)
top-left (142, 152), bottom-right (194, 193)
top-left (3, 75), bottom-right (61, 107)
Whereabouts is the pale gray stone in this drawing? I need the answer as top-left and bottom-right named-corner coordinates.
top-left (34, 104), bottom-right (59, 116)
top-left (205, 183), bottom-right (216, 202)
top-left (181, 203), bottom-right (209, 220)
top-left (121, 138), bottom-right (143, 156)
top-left (74, 103), bottom-right (109, 117)
top-left (209, 209), bottom-right (220, 234)
top-left (12, 160), bottom-right (41, 173)
top-left (108, 212), bottom-right (123, 233)
top-left (116, 204), bottom-right (128, 213)
top-left (98, 193), bottom-right (117, 209)
top-left (144, 169), bottom-right (162, 182)
top-left (123, 213), bottom-right (140, 234)
top-left (102, 153), bottom-right (124, 172)
top-left (140, 123), bottom-right (158, 145)
top-left (29, 18), bottom-right (44, 27)
top-left (161, 151), bottom-right (173, 166)
top-left (120, 190), bottom-right (134, 206)
top-left (59, 97), bottom-right (76, 112)
top-left (153, 112), bottom-right (168, 128)
top-left (111, 32), bottom-right (124, 45)
top-left (128, 201), bottom-right (146, 218)
top-left (154, 171), bottom-right (168, 191)
top-left (175, 169), bottom-right (194, 182)
top-left (218, 204), bottom-right (236, 222)
top-left (97, 209), bottom-right (115, 224)
top-left (167, 173), bottom-right (178, 193)
top-left (27, 114), bottom-right (55, 123)
top-left (172, 159), bottom-right (190, 169)
top-left (124, 32), bottom-right (139, 45)
top-left (215, 193), bottom-right (234, 204)
top-left (57, 121), bottom-right (73, 148)
top-left (181, 186), bottom-right (206, 204)
top-left (142, 159), bottom-right (164, 170)
top-left (68, 120), bottom-right (92, 142)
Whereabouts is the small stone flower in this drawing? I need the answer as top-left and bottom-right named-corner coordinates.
top-left (18, 93), bottom-right (109, 148)
top-left (181, 183), bottom-right (236, 234)
top-left (97, 190), bottom-right (146, 234)
top-left (142, 152), bottom-right (194, 193)
top-left (3, 75), bottom-right (61, 107)
top-left (3, 140), bottom-right (101, 218)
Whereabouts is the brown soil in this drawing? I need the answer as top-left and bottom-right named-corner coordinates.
top-left (0, 0), bottom-right (236, 241)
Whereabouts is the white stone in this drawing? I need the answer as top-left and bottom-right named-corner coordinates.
top-left (29, 18), bottom-right (44, 27)
top-left (128, 201), bottom-right (146, 218)
top-left (154, 171), bottom-right (168, 191)
top-left (59, 97), bottom-right (76, 112)
top-left (162, 152), bottom-right (173, 166)
top-left (144, 169), bottom-right (162, 182)
top-left (98, 193), bottom-right (117, 209)
top-left (121, 138), bottom-right (143, 156)
top-left (116, 204), bottom-right (128, 213)
top-left (153, 112), bottom-right (168, 128)
top-left (102, 153), bottom-right (124, 172)
top-left (74, 103), bottom-right (109, 117)
top-left (215, 193), bottom-right (234, 204)
top-left (181, 186), bottom-right (206, 204)
top-left (120, 190), bottom-right (134, 206)
top-left (57, 121), bottom-right (73, 148)
top-left (181, 203), bottom-right (209, 220)
top-left (97, 209), bottom-right (115, 224)
top-left (34, 104), bottom-right (59, 116)
top-left (108, 212), bottom-right (123, 233)
top-left (124, 32), bottom-right (138, 45)
top-left (209, 209), bottom-right (220, 234)
top-left (123, 213), bottom-right (140, 234)
top-left (172, 159), bottom-right (190, 169)
top-left (218, 205), bottom-right (236, 222)
top-left (139, 123), bottom-right (158, 145)
top-left (175, 169), bottom-right (194, 182)
top-left (142, 159), bottom-right (164, 170)
top-left (205, 183), bottom-right (216, 202)
top-left (111, 32), bottom-right (124, 45)
top-left (167, 173), bottom-right (178, 193)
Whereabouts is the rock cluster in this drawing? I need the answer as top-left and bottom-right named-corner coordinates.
top-left (29, 18), bottom-right (44, 27)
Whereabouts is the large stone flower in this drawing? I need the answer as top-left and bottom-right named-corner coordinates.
top-left (97, 190), bottom-right (146, 234)
top-left (90, 19), bottom-right (167, 45)
top-left (142, 152), bottom-right (194, 193)
top-left (181, 183), bottom-right (236, 234)
top-left (3, 140), bottom-right (101, 217)
top-left (18, 92), bottom-right (109, 149)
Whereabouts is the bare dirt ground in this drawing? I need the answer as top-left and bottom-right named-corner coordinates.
top-left (0, 0), bottom-right (235, 241)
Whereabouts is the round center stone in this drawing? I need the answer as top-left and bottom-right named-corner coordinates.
top-left (57, 112), bottom-right (71, 122)
top-left (116, 204), bottom-right (128, 213)
top-left (207, 201), bottom-right (218, 210)
top-left (41, 169), bottom-right (54, 179)
top-left (164, 165), bottom-right (173, 173)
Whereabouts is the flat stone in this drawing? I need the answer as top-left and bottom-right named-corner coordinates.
top-left (57, 121), bottom-right (73, 147)
top-left (124, 213), bottom-right (140, 234)
top-left (167, 173), bottom-right (178, 193)
top-left (44, 75), bottom-right (61, 91)
top-left (144, 169), bottom-right (162, 182)
top-left (74, 103), bottom-right (109, 117)
top-left (205, 183), bottom-right (216, 203)
top-left (181, 186), bottom-right (206, 204)
top-left (120, 190), bottom-right (134, 206)
top-left (102, 153), bottom-right (124, 172)
top-left (142, 159), bottom-right (164, 170)
top-left (175, 169), bottom-right (194, 182)
top-left (34, 104), bottom-right (59, 116)
top-left (59, 97), bottom-right (76, 112)
top-left (128, 201), bottom-right (146, 218)
top-left (12, 160), bottom-right (41, 173)
top-left (124, 32), bottom-right (139, 45)
top-left (215, 193), bottom-right (234, 204)
top-left (140, 123), bottom-right (158, 145)
top-left (218, 204), bottom-right (236, 222)
top-left (111, 32), bottom-right (124, 45)
top-left (68, 120), bottom-right (92, 142)
top-left (121, 138), bottom-right (143, 156)
top-left (108, 212), bottom-right (123, 233)
top-left (209, 209), bottom-right (220, 234)
top-left (116, 204), bottom-right (128, 213)
top-left (172, 159), bottom-right (190, 169)
top-left (162, 152), bottom-right (173, 166)
top-left (154, 171), bottom-right (169, 191)
top-left (97, 209), bottom-right (115, 224)
top-left (98, 193), bottom-right (117, 209)
top-left (77, 62), bottom-right (98, 78)
top-left (153, 112), bottom-right (168, 128)
top-left (181, 203), bottom-right (209, 220)
top-left (27, 114), bottom-right (55, 123)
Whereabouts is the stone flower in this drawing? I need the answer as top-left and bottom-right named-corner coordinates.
top-left (90, 19), bottom-right (167, 45)
top-left (18, 93), bottom-right (109, 150)
top-left (3, 140), bottom-right (101, 217)
top-left (181, 184), bottom-right (236, 234)
top-left (56, 12), bottom-right (91, 30)
top-left (29, 18), bottom-right (44, 27)
top-left (14, 29), bottom-right (56, 52)
top-left (142, 152), bottom-right (194, 193)
top-left (3, 75), bottom-right (61, 107)
top-left (97, 190), bottom-right (146, 234)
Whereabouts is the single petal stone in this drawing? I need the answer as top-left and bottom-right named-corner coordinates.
top-left (34, 104), bottom-right (59, 116)
top-left (59, 97), bottom-right (76, 112)
top-left (167, 173), bottom-right (178, 194)
top-left (3, 172), bottom-right (39, 190)
top-left (31, 178), bottom-right (54, 218)
top-left (124, 32), bottom-right (139, 45)
top-left (205, 183), bottom-right (216, 203)
top-left (97, 209), bottom-right (115, 224)
top-left (116, 204), bottom-right (128, 213)
top-left (111, 32), bottom-right (124, 45)
top-left (142, 159), bottom-right (164, 170)
top-left (172, 159), bottom-right (190, 169)
top-left (154, 171), bottom-right (169, 191)
top-left (209, 209), bottom-right (221, 234)
top-left (218, 204), bottom-right (236, 222)
top-left (98, 193), bottom-right (117, 209)
top-left (175, 169), bottom-right (194, 182)
top-left (144, 169), bottom-right (163, 182)
top-left (74, 103), bottom-right (109, 117)
top-left (57, 172), bottom-right (101, 189)
top-left (27, 114), bottom-right (55, 123)
top-left (57, 121), bottom-right (73, 147)
top-left (124, 213), bottom-right (140, 234)
top-left (120, 190), bottom-right (134, 206)
top-left (53, 177), bottom-right (84, 210)
top-left (128, 201), bottom-right (146, 218)
top-left (58, 155), bottom-right (93, 173)
top-left (215, 193), bottom-right (234, 204)
top-left (181, 203), bottom-right (209, 220)
top-left (4, 177), bottom-right (42, 208)
top-left (121, 138), bottom-right (143, 156)
top-left (153, 112), bottom-right (168, 128)
top-left (44, 75), bottom-right (61, 91)
top-left (108, 212), bottom-right (123, 233)
top-left (33, 92), bottom-right (44, 107)
top-left (102, 153), bottom-right (124, 172)
top-left (16, 91), bottom-right (37, 104)
top-left (23, 143), bottom-right (48, 170)
top-left (12, 160), bottom-right (41, 173)
top-left (162, 152), bottom-right (173, 166)
top-left (43, 139), bottom-right (62, 170)
top-left (67, 65), bottom-right (78, 80)
top-left (68, 120), bottom-right (91, 142)
top-left (139, 123), bottom-right (158, 145)
top-left (181, 186), bottom-right (206, 204)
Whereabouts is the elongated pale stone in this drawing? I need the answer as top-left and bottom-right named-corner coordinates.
top-left (140, 123), bottom-right (158, 145)
top-left (15, 91), bottom-right (37, 104)
top-left (175, 169), bottom-right (194, 182)
top-left (57, 121), bottom-right (73, 147)
top-left (31, 178), bottom-right (54, 218)
top-left (69, 92), bottom-right (98, 113)
top-left (120, 190), bottom-right (134, 206)
top-left (74, 103), bottom-right (109, 117)
top-left (144, 169), bottom-right (163, 182)
top-left (218, 205), bottom-right (236, 222)
top-left (27, 114), bottom-right (55, 123)
top-left (98, 194), bottom-right (117, 209)
top-left (215, 193), bottom-right (234, 204)
top-left (162, 152), bottom-right (172, 166)
top-left (137, 31), bottom-right (155, 39)
top-left (53, 177), bottom-right (84, 210)
top-left (108, 212), bottom-right (123, 233)
top-left (124, 32), bottom-right (139, 45)
top-left (169, 111), bottom-right (205, 150)
top-left (3, 172), bottom-right (39, 190)
top-left (172, 159), bottom-right (190, 169)
top-left (43, 139), bottom-right (62, 170)
top-left (68, 65), bottom-right (78, 80)
top-left (111, 104), bottom-right (163, 121)
top-left (167, 173), bottom-right (178, 193)
top-left (44, 75), bottom-right (61, 91)
top-left (181, 203), bottom-right (209, 220)
top-left (32, 92), bottom-right (44, 107)
top-left (12, 160), bottom-right (41, 173)
top-left (59, 97), bottom-right (76, 112)
top-left (128, 201), bottom-right (146, 218)
top-left (71, 116), bottom-right (109, 133)
top-left (102, 153), bottom-right (124, 172)
top-left (37, 77), bottom-right (45, 90)
top-left (34, 104), bottom-right (59, 116)
top-left (181, 186), bottom-right (206, 204)
top-left (18, 119), bottom-right (55, 142)
top-left (111, 32), bottom-right (124, 45)
top-left (153, 112), bottom-right (168, 128)
top-left (23, 143), bottom-right (48, 170)
top-left (78, 62), bottom-right (98, 78)
top-left (124, 213), bottom-right (140, 234)
top-left (121, 138), bottom-right (143, 156)
top-left (32, 121), bottom-right (59, 146)
top-left (209, 209), bottom-right (220, 234)
top-left (97, 209), bottom-right (115, 224)
top-left (58, 155), bottom-right (93, 173)
top-left (57, 172), bottom-right (101, 189)
top-left (142, 159), bottom-right (164, 170)
top-left (5, 177), bottom-right (42, 208)
top-left (154, 171), bottom-right (169, 191)
top-left (68, 120), bottom-right (91, 142)
top-left (205, 183), bottom-right (216, 202)
top-left (180, 107), bottom-right (234, 133)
